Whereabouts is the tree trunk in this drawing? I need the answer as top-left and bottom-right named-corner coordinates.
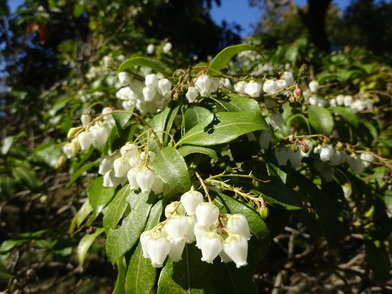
top-left (299, 0), bottom-right (332, 52)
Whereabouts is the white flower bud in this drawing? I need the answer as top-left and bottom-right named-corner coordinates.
top-left (127, 168), bottom-right (140, 190)
top-left (288, 148), bottom-right (303, 168)
top-left (195, 202), bottom-right (219, 227)
top-left (336, 95), bottom-right (345, 105)
top-left (116, 87), bottom-right (133, 100)
top-left (165, 201), bottom-right (186, 218)
top-left (147, 44), bottom-right (155, 54)
top-left (234, 81), bottom-right (247, 94)
top-left (118, 72), bottom-right (131, 86)
top-left (309, 80), bottom-right (319, 92)
top-left (347, 155), bottom-right (365, 174)
top-left (244, 81), bottom-right (262, 98)
top-left (263, 79), bottom-right (279, 95)
top-left (145, 74), bottom-right (159, 87)
top-left (343, 95), bottom-right (353, 106)
top-left (143, 86), bottom-right (157, 102)
top-left (157, 78), bottom-right (171, 96)
top-left (89, 122), bottom-right (112, 147)
top-left (360, 153), bottom-right (374, 168)
top-left (200, 231), bottom-right (223, 264)
top-left (186, 86), bottom-right (199, 103)
top-left (99, 155), bottom-right (114, 175)
top-left (225, 214), bottom-right (251, 240)
top-left (113, 157), bottom-right (131, 178)
top-left (81, 114), bottom-right (91, 126)
top-left (180, 190), bottom-right (204, 215)
top-left (223, 234), bottom-right (248, 268)
top-left (319, 145), bottom-right (334, 162)
top-left (276, 79), bottom-right (288, 90)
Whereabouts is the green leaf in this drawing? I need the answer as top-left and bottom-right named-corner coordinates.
top-left (178, 145), bottom-right (218, 160)
top-left (66, 159), bottom-right (100, 188)
top-left (182, 106), bottom-right (211, 133)
top-left (12, 166), bottom-right (43, 191)
top-left (1, 136), bottom-right (14, 155)
top-left (0, 176), bottom-right (17, 197)
top-left (103, 184), bottom-right (131, 230)
top-left (87, 177), bottom-right (116, 216)
top-left (151, 104), bottom-right (180, 146)
top-left (112, 112), bottom-right (133, 129)
top-left (307, 105), bottom-right (334, 135)
top-left (158, 245), bottom-right (259, 294)
top-left (177, 111), bottom-right (268, 146)
top-left (329, 106), bottom-right (358, 128)
top-left (113, 257), bottom-right (127, 294)
top-left (69, 200), bottom-right (93, 235)
top-left (206, 44), bottom-right (258, 76)
top-left (118, 57), bottom-right (167, 76)
top-left (290, 171), bottom-right (343, 246)
top-left (33, 142), bottom-right (62, 168)
top-left (77, 227), bottom-right (105, 265)
top-left (214, 193), bottom-right (270, 243)
top-left (125, 200), bottom-right (163, 294)
top-left (106, 192), bottom-right (154, 264)
top-left (152, 147), bottom-right (191, 193)
top-left (215, 93), bottom-right (261, 112)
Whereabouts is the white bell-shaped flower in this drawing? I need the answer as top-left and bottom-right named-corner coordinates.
top-left (234, 81), bottom-right (247, 95)
top-left (275, 147), bottom-right (289, 166)
top-left (200, 231), bottom-right (223, 264)
top-left (319, 145), bottom-right (334, 162)
top-left (116, 87), bottom-right (132, 100)
top-left (244, 80), bottom-right (262, 98)
top-left (195, 202), bottom-right (219, 227)
top-left (158, 78), bottom-right (171, 96)
top-left (360, 153), bottom-right (374, 168)
top-left (164, 201), bottom-right (185, 218)
top-left (223, 234), bottom-right (248, 268)
top-left (220, 78), bottom-right (231, 93)
top-left (180, 190), bottom-right (204, 215)
top-left (81, 114), bottom-right (91, 126)
top-left (145, 74), bottom-right (159, 88)
top-left (103, 169), bottom-right (123, 188)
top-left (263, 79), bottom-right (279, 95)
top-left (343, 95), bottom-right (353, 106)
top-left (136, 167), bottom-right (156, 192)
top-left (288, 148), bottom-right (303, 168)
top-left (281, 72), bottom-right (294, 87)
top-left (113, 157), bottom-right (131, 178)
top-left (195, 74), bottom-right (212, 96)
top-left (127, 167), bottom-right (140, 190)
top-left (185, 215), bottom-right (197, 243)
top-left (121, 143), bottom-right (139, 160)
top-left (309, 80), bottom-right (319, 92)
top-left (140, 230), bottom-right (153, 258)
top-left (164, 215), bottom-right (189, 243)
top-left (186, 86), bottom-right (199, 103)
top-left (194, 223), bottom-right (210, 248)
top-left (118, 72), bottom-right (131, 86)
top-left (347, 155), bottom-right (365, 174)
top-left (146, 44), bottom-right (154, 54)
top-left (163, 42), bottom-right (172, 54)
top-left (77, 131), bottom-right (94, 152)
top-left (269, 113), bottom-right (283, 130)
top-left (259, 131), bottom-right (272, 150)
top-left (143, 86), bottom-right (157, 102)
top-left (276, 79), bottom-right (288, 90)
top-left (225, 214), bottom-right (251, 240)
top-left (168, 239), bottom-right (186, 262)
top-left (336, 94), bottom-right (344, 105)
top-left (89, 121), bottom-right (111, 147)
top-left (147, 235), bottom-right (171, 268)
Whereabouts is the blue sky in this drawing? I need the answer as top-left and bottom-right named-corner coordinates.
top-left (9, 0), bottom-right (352, 37)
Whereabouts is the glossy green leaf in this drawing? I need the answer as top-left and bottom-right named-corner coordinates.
top-left (87, 177), bottom-right (115, 216)
top-left (112, 112), bottom-right (133, 129)
top-left (177, 111), bottom-right (268, 146)
top-left (125, 200), bottom-right (163, 294)
top-left (182, 106), bottom-right (211, 133)
top-left (106, 192), bottom-right (154, 264)
top-left (307, 105), bottom-right (334, 135)
top-left (178, 145), bottom-right (218, 160)
top-left (151, 104), bottom-right (180, 145)
top-left (214, 193), bottom-right (270, 243)
top-left (33, 142), bottom-right (63, 168)
top-left (103, 184), bottom-right (131, 230)
top-left (329, 106), bottom-right (358, 128)
top-left (77, 227), bottom-right (105, 265)
top-left (118, 57), bottom-right (167, 76)
top-left (12, 166), bottom-right (43, 191)
top-left (0, 176), bottom-right (17, 196)
top-left (69, 200), bottom-right (93, 235)
top-left (215, 93), bottom-right (261, 112)
top-left (206, 44), bottom-right (258, 76)
top-left (152, 147), bottom-right (191, 193)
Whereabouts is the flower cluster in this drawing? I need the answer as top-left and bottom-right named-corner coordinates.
top-left (97, 142), bottom-right (166, 192)
top-left (140, 189), bottom-right (251, 268)
top-left (274, 141), bottom-right (375, 179)
top-left (116, 73), bottom-right (172, 114)
top-left (63, 108), bottom-right (115, 158)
